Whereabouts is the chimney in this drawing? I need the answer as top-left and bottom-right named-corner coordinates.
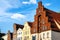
top-left (7, 30), bottom-right (11, 40)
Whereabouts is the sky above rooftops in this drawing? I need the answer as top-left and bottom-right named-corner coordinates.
top-left (0, 0), bottom-right (60, 33)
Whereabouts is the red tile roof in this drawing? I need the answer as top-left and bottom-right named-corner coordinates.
top-left (14, 23), bottom-right (24, 30)
top-left (44, 8), bottom-right (60, 32)
top-left (27, 22), bottom-right (33, 27)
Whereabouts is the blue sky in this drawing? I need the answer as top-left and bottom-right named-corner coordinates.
top-left (0, 0), bottom-right (60, 33)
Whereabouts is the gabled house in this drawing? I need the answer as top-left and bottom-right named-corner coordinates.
top-left (8, 1), bottom-right (60, 40)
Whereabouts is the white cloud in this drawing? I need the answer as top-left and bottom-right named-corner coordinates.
top-left (22, 2), bottom-right (29, 4)
top-left (11, 13), bottom-right (26, 19)
top-left (0, 0), bottom-right (25, 22)
top-left (45, 3), bottom-right (51, 6)
top-left (22, 0), bottom-right (37, 4)
top-left (30, 0), bottom-right (36, 4)
top-left (0, 0), bottom-right (35, 22)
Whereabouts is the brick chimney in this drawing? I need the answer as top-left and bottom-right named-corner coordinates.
top-left (7, 30), bottom-right (11, 40)
top-left (13, 23), bottom-right (17, 40)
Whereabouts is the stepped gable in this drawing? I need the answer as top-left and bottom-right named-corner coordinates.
top-left (31, 1), bottom-right (60, 34)
top-left (13, 1), bottom-right (60, 33)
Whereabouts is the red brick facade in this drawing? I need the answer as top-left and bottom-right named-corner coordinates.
top-left (31, 2), bottom-right (51, 34)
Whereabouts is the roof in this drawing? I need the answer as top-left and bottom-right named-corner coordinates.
top-left (27, 22), bottom-right (33, 27)
top-left (0, 33), bottom-right (5, 37)
top-left (44, 8), bottom-right (60, 32)
top-left (14, 8), bottom-right (60, 32)
top-left (14, 23), bottom-right (24, 30)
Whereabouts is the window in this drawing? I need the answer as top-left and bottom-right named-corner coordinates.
top-left (40, 35), bottom-right (42, 40)
top-left (45, 26), bottom-right (47, 30)
top-left (18, 38), bottom-right (20, 40)
top-left (34, 29), bottom-right (36, 32)
top-left (47, 32), bottom-right (49, 38)
top-left (13, 38), bottom-right (16, 40)
top-left (32, 36), bottom-right (36, 40)
top-left (24, 31), bottom-right (27, 35)
top-left (27, 36), bottom-right (29, 40)
top-left (42, 26), bottom-right (45, 30)
top-left (19, 32), bottom-right (22, 35)
top-left (20, 37), bottom-right (22, 40)
top-left (27, 31), bottom-right (29, 34)
top-left (42, 19), bottom-right (45, 24)
top-left (24, 36), bottom-right (29, 40)
top-left (42, 26), bottom-right (47, 30)
top-left (24, 37), bottom-right (27, 40)
top-left (17, 37), bottom-right (22, 40)
top-left (43, 33), bottom-right (45, 39)
top-left (25, 31), bottom-right (27, 34)
top-left (40, 19), bottom-right (45, 24)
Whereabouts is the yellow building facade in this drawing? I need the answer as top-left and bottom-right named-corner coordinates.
top-left (22, 22), bottom-right (32, 40)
